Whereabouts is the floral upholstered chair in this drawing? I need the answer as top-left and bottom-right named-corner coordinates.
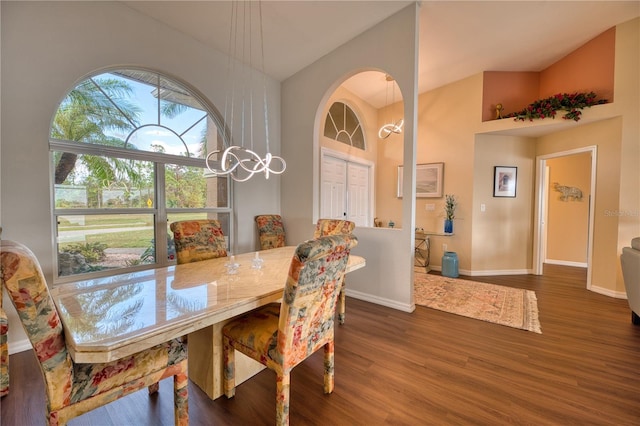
top-left (0, 225), bottom-right (7, 397)
top-left (0, 275), bottom-right (8, 397)
top-left (222, 234), bottom-right (358, 426)
top-left (170, 219), bottom-right (227, 264)
top-left (0, 240), bottom-right (189, 426)
top-left (313, 219), bottom-right (356, 324)
top-left (255, 214), bottom-right (286, 250)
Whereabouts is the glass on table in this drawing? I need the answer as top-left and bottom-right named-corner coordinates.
top-left (225, 255), bottom-right (240, 274)
top-left (251, 251), bottom-right (264, 270)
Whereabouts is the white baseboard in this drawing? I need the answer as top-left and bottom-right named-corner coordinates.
top-left (8, 339), bottom-right (32, 355)
top-left (465, 269), bottom-right (531, 276)
top-left (345, 289), bottom-right (414, 313)
top-left (589, 285), bottom-right (627, 299)
top-left (545, 259), bottom-right (588, 268)
top-left (426, 266), bottom-right (530, 276)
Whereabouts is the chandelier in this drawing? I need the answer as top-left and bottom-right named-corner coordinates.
top-left (206, 0), bottom-right (286, 182)
top-left (378, 74), bottom-right (404, 139)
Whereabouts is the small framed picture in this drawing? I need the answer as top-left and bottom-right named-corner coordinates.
top-left (397, 162), bottom-right (444, 198)
top-left (493, 166), bottom-right (517, 198)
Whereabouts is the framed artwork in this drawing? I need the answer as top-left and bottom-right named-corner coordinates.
top-left (493, 166), bottom-right (517, 197)
top-left (397, 162), bottom-right (444, 198)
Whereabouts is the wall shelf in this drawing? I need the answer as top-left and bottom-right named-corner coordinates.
top-left (477, 103), bottom-right (617, 138)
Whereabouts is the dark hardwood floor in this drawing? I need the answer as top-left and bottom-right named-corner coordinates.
top-left (2, 264), bottom-right (639, 425)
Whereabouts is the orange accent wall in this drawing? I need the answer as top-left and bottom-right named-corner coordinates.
top-left (482, 72), bottom-right (539, 121)
top-left (540, 27), bottom-right (615, 101)
top-left (482, 27), bottom-right (615, 122)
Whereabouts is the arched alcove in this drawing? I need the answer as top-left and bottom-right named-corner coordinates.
top-left (315, 70), bottom-right (405, 229)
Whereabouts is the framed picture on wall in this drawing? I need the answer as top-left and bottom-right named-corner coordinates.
top-left (493, 166), bottom-right (517, 197)
top-left (397, 162), bottom-right (444, 198)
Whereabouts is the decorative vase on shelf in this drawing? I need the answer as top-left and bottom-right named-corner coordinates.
top-left (444, 219), bottom-right (453, 234)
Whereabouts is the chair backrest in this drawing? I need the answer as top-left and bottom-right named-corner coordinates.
top-left (0, 240), bottom-right (74, 409)
top-left (255, 214), bottom-right (286, 250)
top-left (278, 234), bottom-right (358, 369)
top-left (313, 219), bottom-right (356, 238)
top-left (170, 220), bottom-right (227, 264)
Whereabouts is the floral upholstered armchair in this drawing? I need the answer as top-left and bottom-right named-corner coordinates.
top-left (0, 271), bottom-right (8, 397)
top-left (170, 219), bottom-right (227, 264)
top-left (313, 219), bottom-right (356, 239)
top-left (313, 219), bottom-right (356, 324)
top-left (255, 214), bottom-right (286, 250)
top-left (222, 234), bottom-right (357, 426)
top-left (0, 226), bottom-right (7, 397)
top-left (0, 240), bottom-right (189, 425)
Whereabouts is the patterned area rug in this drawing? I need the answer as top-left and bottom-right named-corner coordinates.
top-left (415, 273), bottom-right (542, 333)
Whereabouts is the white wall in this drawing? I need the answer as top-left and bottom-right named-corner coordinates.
top-left (281, 4), bottom-right (421, 312)
top-left (1, 1), bottom-right (281, 351)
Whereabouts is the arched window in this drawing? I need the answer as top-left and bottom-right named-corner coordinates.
top-left (323, 101), bottom-right (365, 149)
top-left (50, 68), bottom-right (231, 280)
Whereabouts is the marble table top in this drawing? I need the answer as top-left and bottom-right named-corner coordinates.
top-left (51, 246), bottom-right (365, 363)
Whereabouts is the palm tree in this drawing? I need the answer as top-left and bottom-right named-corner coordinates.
top-left (51, 77), bottom-right (142, 184)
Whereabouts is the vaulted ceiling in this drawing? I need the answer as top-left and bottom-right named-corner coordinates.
top-left (123, 1), bottom-right (639, 108)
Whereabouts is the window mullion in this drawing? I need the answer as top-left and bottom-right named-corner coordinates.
top-left (155, 162), bottom-right (169, 267)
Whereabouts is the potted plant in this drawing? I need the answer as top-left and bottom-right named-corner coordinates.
top-left (444, 194), bottom-right (457, 234)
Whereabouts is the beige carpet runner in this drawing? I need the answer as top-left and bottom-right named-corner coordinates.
top-left (415, 273), bottom-right (542, 333)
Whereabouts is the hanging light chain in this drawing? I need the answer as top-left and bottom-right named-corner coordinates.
top-left (206, 0), bottom-right (286, 181)
top-left (378, 74), bottom-right (404, 139)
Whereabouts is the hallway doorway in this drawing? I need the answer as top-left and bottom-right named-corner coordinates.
top-left (533, 146), bottom-right (597, 289)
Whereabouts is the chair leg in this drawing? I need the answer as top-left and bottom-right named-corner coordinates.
top-left (276, 371), bottom-right (291, 426)
top-left (323, 341), bottom-right (334, 394)
top-left (47, 411), bottom-right (61, 426)
top-left (338, 279), bottom-right (346, 325)
top-left (223, 335), bottom-right (236, 398)
top-left (173, 369), bottom-right (189, 426)
top-left (148, 382), bottom-right (160, 394)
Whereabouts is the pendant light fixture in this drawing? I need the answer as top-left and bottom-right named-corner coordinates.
top-left (378, 74), bottom-right (404, 139)
top-left (206, 0), bottom-right (286, 182)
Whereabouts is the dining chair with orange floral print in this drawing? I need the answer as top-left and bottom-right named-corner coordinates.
top-left (222, 234), bottom-right (357, 426)
top-left (255, 214), bottom-right (286, 250)
top-left (313, 219), bottom-right (356, 324)
top-left (170, 219), bottom-right (228, 264)
top-left (0, 240), bottom-right (189, 425)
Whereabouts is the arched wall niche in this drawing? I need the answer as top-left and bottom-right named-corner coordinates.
top-left (314, 69), bottom-right (405, 229)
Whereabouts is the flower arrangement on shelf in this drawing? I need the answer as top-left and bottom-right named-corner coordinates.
top-left (503, 92), bottom-right (607, 122)
top-left (444, 194), bottom-right (457, 221)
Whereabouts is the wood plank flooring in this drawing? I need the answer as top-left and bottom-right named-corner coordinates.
top-left (1, 264), bottom-right (639, 425)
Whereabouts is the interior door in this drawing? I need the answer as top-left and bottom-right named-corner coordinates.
top-left (321, 155), bottom-right (347, 219)
top-left (347, 162), bottom-right (369, 226)
top-left (321, 153), bottom-right (371, 226)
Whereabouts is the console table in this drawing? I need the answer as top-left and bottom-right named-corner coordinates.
top-left (415, 230), bottom-right (453, 272)
top-left (415, 232), bottom-right (431, 271)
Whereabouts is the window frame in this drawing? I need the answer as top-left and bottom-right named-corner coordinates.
top-left (323, 101), bottom-right (366, 150)
top-left (50, 68), bottom-right (233, 284)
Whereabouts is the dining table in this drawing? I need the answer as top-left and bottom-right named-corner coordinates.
top-left (51, 245), bottom-right (366, 399)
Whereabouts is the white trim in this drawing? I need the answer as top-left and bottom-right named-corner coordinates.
top-left (545, 259), bottom-right (588, 268)
top-left (424, 266), bottom-right (531, 277)
top-left (320, 147), bottom-right (374, 168)
top-left (589, 285), bottom-right (627, 299)
top-left (533, 146), bottom-right (597, 290)
top-left (465, 269), bottom-right (531, 276)
top-left (8, 339), bottom-right (32, 355)
top-left (320, 147), bottom-right (375, 226)
top-left (346, 289), bottom-right (414, 313)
